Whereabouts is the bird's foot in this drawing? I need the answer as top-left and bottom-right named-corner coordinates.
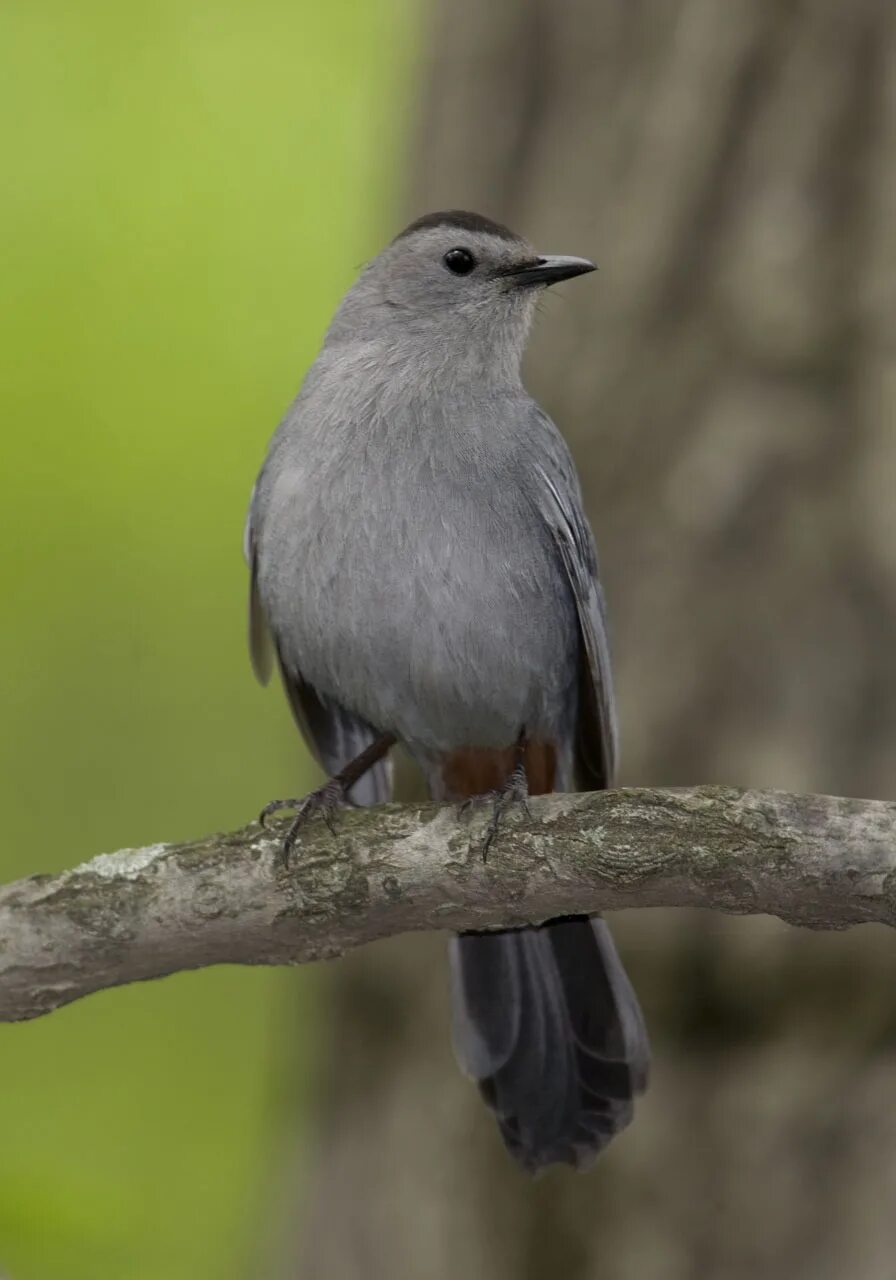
top-left (259, 778), bottom-right (346, 864)
top-left (460, 761), bottom-right (531, 862)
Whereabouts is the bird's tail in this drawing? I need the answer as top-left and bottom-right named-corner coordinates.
top-left (448, 915), bottom-right (649, 1172)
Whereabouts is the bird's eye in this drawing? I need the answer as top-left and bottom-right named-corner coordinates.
top-left (443, 247), bottom-right (476, 275)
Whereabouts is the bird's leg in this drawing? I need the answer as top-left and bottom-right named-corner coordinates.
top-left (259, 732), bottom-right (396, 862)
top-left (460, 731), bottom-right (533, 861)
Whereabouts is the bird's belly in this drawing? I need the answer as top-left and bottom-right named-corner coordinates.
top-left (261, 491), bottom-right (578, 756)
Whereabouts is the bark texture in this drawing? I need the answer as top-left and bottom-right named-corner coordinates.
top-left (297, 1), bottom-right (896, 1277)
top-left (4, 786), bottom-right (892, 1023)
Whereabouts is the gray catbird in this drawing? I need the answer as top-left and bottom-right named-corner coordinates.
top-left (245, 210), bottom-right (649, 1171)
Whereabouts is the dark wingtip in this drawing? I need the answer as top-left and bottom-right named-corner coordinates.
top-left (393, 210), bottom-right (521, 244)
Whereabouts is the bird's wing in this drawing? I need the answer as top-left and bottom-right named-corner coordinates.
top-left (243, 493), bottom-right (393, 806)
top-left (274, 667), bottom-right (394, 806)
top-left (243, 487), bottom-right (275, 686)
top-left (531, 417), bottom-right (618, 789)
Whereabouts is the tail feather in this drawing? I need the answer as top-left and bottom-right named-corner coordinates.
top-left (449, 916), bottom-right (648, 1172)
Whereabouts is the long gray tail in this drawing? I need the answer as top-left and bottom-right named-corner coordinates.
top-left (449, 916), bottom-right (649, 1172)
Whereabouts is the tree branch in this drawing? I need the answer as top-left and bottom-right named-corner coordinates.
top-left (2, 786), bottom-right (894, 1022)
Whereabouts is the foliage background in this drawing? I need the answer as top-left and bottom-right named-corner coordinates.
top-left (0, 2), bottom-right (415, 1276)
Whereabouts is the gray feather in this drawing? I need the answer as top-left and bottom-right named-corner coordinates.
top-left (529, 412), bottom-right (618, 786)
top-left (450, 918), bottom-right (648, 1171)
top-left (245, 487), bottom-right (392, 805)
top-left (277, 657), bottom-right (393, 806)
top-left (243, 496), bottom-right (274, 686)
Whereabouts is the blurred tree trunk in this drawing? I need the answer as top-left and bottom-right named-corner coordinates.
top-left (290, 1), bottom-right (896, 1276)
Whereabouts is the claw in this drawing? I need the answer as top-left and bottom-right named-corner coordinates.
top-left (258, 797), bottom-right (299, 829)
top-left (460, 761), bottom-right (530, 862)
top-left (259, 779), bottom-right (346, 864)
top-left (257, 733), bottom-right (396, 865)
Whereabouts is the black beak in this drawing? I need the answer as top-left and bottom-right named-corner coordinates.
top-left (505, 254), bottom-right (596, 288)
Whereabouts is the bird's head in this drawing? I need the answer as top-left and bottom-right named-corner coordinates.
top-left (325, 210), bottom-right (595, 384)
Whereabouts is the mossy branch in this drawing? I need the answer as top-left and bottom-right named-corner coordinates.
top-left (1, 786), bottom-right (894, 1022)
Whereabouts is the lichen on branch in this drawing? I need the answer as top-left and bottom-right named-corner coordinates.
top-left (1, 786), bottom-right (894, 1023)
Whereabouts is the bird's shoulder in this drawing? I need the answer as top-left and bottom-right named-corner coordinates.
top-left (512, 403), bottom-right (597, 568)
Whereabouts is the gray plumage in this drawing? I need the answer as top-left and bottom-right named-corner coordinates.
top-left (246, 210), bottom-right (648, 1170)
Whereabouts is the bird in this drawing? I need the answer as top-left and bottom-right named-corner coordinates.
top-left (244, 209), bottom-right (649, 1172)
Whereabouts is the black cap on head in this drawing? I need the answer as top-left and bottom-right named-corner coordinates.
top-left (394, 210), bottom-right (520, 244)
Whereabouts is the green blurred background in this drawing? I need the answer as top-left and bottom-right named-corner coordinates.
top-left (0, 2), bottom-right (415, 1276)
